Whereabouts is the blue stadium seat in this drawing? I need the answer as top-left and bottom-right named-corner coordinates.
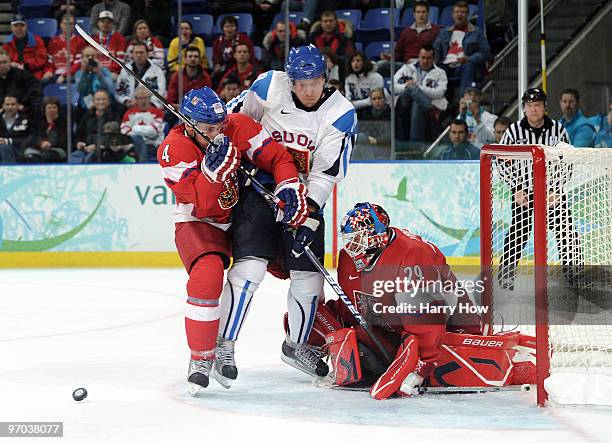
top-left (205, 46), bottom-right (212, 66)
top-left (43, 83), bottom-right (79, 107)
top-left (253, 46), bottom-right (263, 60)
top-left (400, 6), bottom-right (439, 26)
top-left (335, 9), bottom-right (362, 30)
top-left (18, 0), bottom-right (52, 19)
top-left (439, 5), bottom-right (478, 27)
top-left (272, 11), bottom-right (306, 27)
top-left (365, 41), bottom-right (392, 61)
top-left (360, 8), bottom-right (399, 30)
top-left (75, 17), bottom-right (91, 34)
top-left (215, 13), bottom-right (253, 36)
top-left (354, 42), bottom-right (363, 53)
top-left (25, 18), bottom-right (57, 39)
top-left (182, 14), bottom-right (214, 38)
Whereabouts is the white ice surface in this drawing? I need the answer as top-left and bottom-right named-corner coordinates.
top-left (0, 269), bottom-right (610, 443)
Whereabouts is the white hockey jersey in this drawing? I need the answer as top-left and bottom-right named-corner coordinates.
top-left (227, 70), bottom-right (358, 208)
top-left (115, 60), bottom-right (166, 109)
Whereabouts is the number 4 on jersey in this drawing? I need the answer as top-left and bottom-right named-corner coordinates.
top-left (162, 144), bottom-right (170, 163)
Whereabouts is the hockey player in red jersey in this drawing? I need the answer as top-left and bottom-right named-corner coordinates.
top-left (305, 203), bottom-right (536, 399)
top-left (157, 87), bottom-right (307, 395)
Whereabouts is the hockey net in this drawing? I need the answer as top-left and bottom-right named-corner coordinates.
top-left (480, 145), bottom-right (612, 406)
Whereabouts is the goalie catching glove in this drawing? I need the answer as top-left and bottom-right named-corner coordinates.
top-left (202, 134), bottom-right (240, 182)
top-left (274, 178), bottom-right (309, 228)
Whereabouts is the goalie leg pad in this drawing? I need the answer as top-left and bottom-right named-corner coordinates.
top-left (511, 334), bottom-right (537, 385)
top-left (219, 256), bottom-right (268, 341)
top-left (370, 334), bottom-right (419, 400)
top-left (325, 328), bottom-right (363, 386)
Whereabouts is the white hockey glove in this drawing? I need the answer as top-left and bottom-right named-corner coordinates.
top-left (274, 178), bottom-right (308, 229)
top-left (202, 133), bottom-right (240, 182)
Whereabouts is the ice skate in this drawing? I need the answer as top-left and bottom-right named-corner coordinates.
top-left (187, 358), bottom-right (213, 396)
top-left (281, 336), bottom-right (329, 377)
top-left (213, 337), bottom-right (238, 389)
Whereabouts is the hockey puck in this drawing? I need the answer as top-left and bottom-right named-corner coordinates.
top-left (72, 388), bottom-right (88, 401)
top-left (521, 384), bottom-right (532, 393)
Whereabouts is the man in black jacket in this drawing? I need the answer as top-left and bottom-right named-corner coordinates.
top-left (0, 49), bottom-right (41, 117)
top-left (0, 94), bottom-right (33, 163)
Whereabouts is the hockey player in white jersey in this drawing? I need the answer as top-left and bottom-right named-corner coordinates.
top-left (214, 45), bottom-right (358, 385)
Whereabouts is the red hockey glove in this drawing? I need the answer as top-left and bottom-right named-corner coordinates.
top-left (202, 134), bottom-right (240, 182)
top-left (274, 178), bottom-right (308, 228)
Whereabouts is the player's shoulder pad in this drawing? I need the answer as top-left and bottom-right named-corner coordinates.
top-left (328, 93), bottom-right (359, 136)
top-left (249, 70), bottom-right (276, 100)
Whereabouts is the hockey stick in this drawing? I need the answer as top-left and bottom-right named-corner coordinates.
top-left (303, 245), bottom-right (393, 364)
top-left (75, 24), bottom-right (280, 206)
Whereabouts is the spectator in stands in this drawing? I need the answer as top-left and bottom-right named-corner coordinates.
top-left (321, 48), bottom-right (340, 85)
top-left (52, 0), bottom-right (88, 22)
top-left (456, 87), bottom-right (497, 145)
top-left (354, 88), bottom-right (392, 160)
top-left (167, 20), bottom-right (207, 74)
top-left (76, 46), bottom-right (115, 111)
top-left (97, 121), bottom-right (138, 163)
top-left (90, 0), bottom-right (131, 35)
top-left (167, 46), bottom-right (212, 108)
top-left (3, 15), bottom-right (49, 81)
top-left (378, 1), bottom-right (441, 77)
top-left (213, 16), bottom-right (255, 82)
top-left (435, 119), bottom-right (480, 160)
top-left (116, 42), bottom-right (166, 110)
top-left (0, 94), bottom-right (32, 164)
top-left (327, 79), bottom-right (343, 94)
top-left (71, 89), bottom-right (121, 163)
top-left (493, 115), bottom-right (511, 143)
top-left (131, 0), bottom-right (172, 40)
top-left (279, 0), bottom-right (319, 26)
top-left (120, 86), bottom-right (164, 162)
top-left (92, 10), bottom-right (127, 80)
top-left (0, 48), bottom-right (41, 115)
top-left (433, 0), bottom-right (491, 95)
top-left (344, 52), bottom-right (384, 117)
top-left (216, 44), bottom-right (262, 94)
top-left (394, 44), bottom-right (448, 143)
top-left (125, 20), bottom-right (165, 71)
top-left (558, 88), bottom-right (596, 147)
top-left (218, 75), bottom-right (242, 103)
top-left (254, 1), bottom-right (282, 41)
top-left (590, 101), bottom-right (612, 148)
top-left (484, 0), bottom-right (515, 55)
top-left (309, 10), bottom-right (355, 65)
top-left (45, 14), bottom-right (86, 85)
top-left (22, 96), bottom-right (67, 163)
top-left (262, 20), bottom-right (306, 71)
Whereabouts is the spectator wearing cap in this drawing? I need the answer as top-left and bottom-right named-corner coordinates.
top-left (433, 0), bottom-right (491, 95)
top-left (0, 48), bottom-right (41, 114)
top-left (493, 116), bottom-right (511, 143)
top-left (216, 44), bottom-right (262, 95)
top-left (125, 20), bottom-right (165, 71)
top-left (45, 14), bottom-right (87, 84)
top-left (262, 20), bottom-right (306, 71)
top-left (344, 52), bottom-right (384, 116)
top-left (456, 87), bottom-right (497, 145)
top-left (167, 46), bottom-right (212, 108)
top-left (378, 1), bottom-right (441, 77)
top-left (212, 16), bottom-right (255, 81)
top-left (309, 11), bottom-right (355, 65)
top-left (219, 75), bottom-right (241, 103)
top-left (167, 20), bottom-right (207, 73)
top-left (120, 86), bottom-right (164, 162)
top-left (90, 0), bottom-right (131, 35)
top-left (0, 94), bottom-right (34, 163)
top-left (394, 44), bottom-right (448, 143)
top-left (91, 10), bottom-right (127, 79)
top-left (434, 119), bottom-right (480, 160)
top-left (558, 88), bottom-right (596, 147)
top-left (3, 14), bottom-right (49, 81)
top-left (115, 41), bottom-right (166, 110)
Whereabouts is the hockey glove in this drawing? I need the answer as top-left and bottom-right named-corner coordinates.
top-left (202, 134), bottom-right (240, 182)
top-left (292, 211), bottom-right (322, 258)
top-left (274, 178), bottom-right (308, 228)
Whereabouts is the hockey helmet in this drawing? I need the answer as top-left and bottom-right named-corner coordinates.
top-left (180, 87), bottom-right (227, 125)
top-left (521, 88), bottom-right (547, 106)
top-left (285, 45), bottom-right (327, 81)
top-left (340, 202), bottom-right (390, 268)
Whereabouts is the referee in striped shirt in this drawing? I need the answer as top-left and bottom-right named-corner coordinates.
top-left (496, 88), bottom-right (583, 290)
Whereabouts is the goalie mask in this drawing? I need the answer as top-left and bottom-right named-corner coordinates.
top-left (340, 202), bottom-right (390, 270)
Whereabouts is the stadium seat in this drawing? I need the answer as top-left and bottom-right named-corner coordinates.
top-left (182, 14), bottom-right (214, 39)
top-left (364, 41), bottom-right (392, 61)
top-left (360, 8), bottom-right (399, 30)
top-left (439, 5), bottom-right (478, 27)
top-left (25, 18), bottom-right (57, 39)
top-left (354, 42), bottom-right (363, 53)
top-left (17, 0), bottom-right (52, 19)
top-left (205, 46), bottom-right (212, 66)
top-left (335, 9), bottom-right (362, 30)
top-left (75, 17), bottom-right (91, 34)
top-left (215, 13), bottom-right (253, 36)
top-left (253, 46), bottom-right (263, 61)
top-left (272, 11), bottom-right (306, 27)
top-left (400, 6), bottom-right (439, 27)
top-left (43, 83), bottom-right (79, 107)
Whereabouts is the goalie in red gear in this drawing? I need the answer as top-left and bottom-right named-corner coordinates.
top-left (157, 87), bottom-right (306, 396)
top-left (309, 202), bottom-right (536, 399)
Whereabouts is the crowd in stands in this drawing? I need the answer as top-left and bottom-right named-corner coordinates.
top-left (0, 0), bottom-right (609, 164)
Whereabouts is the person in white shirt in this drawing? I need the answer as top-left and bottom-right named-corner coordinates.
top-left (344, 51), bottom-right (384, 115)
top-left (456, 87), bottom-right (497, 146)
top-left (394, 44), bottom-right (447, 143)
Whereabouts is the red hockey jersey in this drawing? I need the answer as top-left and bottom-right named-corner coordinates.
top-left (91, 31), bottom-right (126, 73)
top-left (157, 113), bottom-right (298, 228)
